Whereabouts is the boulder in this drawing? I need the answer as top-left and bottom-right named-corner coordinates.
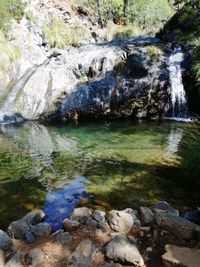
top-left (105, 235), bottom-right (144, 266)
top-left (68, 239), bottom-right (96, 267)
top-left (24, 231), bottom-right (36, 244)
top-left (0, 230), bottom-right (13, 251)
top-left (63, 218), bottom-right (80, 232)
top-left (24, 248), bottom-right (45, 267)
top-left (108, 210), bottom-right (133, 234)
top-left (92, 210), bottom-right (106, 224)
top-left (23, 210), bottom-right (45, 225)
top-left (155, 210), bottom-right (200, 240)
top-left (152, 201), bottom-right (179, 216)
top-left (139, 207), bottom-right (154, 225)
top-left (31, 222), bottom-right (51, 237)
top-left (70, 207), bottom-right (92, 224)
top-left (162, 244), bottom-right (200, 267)
top-left (8, 220), bottom-right (30, 239)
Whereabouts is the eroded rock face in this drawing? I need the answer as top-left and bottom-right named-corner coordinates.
top-left (105, 235), bottom-right (144, 266)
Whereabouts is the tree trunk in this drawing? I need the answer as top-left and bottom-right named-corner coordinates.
top-left (97, 0), bottom-right (103, 28)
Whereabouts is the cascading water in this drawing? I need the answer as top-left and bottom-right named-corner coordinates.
top-left (168, 46), bottom-right (190, 121)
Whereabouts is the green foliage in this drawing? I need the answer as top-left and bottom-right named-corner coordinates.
top-left (105, 23), bottom-right (142, 42)
top-left (44, 16), bottom-right (90, 48)
top-left (179, 123), bottom-right (200, 187)
top-left (0, 0), bottom-right (25, 32)
top-left (191, 37), bottom-right (200, 83)
top-left (147, 45), bottom-right (164, 63)
top-left (0, 31), bottom-right (20, 77)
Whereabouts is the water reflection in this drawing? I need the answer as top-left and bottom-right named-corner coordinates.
top-left (0, 120), bottom-right (196, 228)
top-left (165, 128), bottom-right (183, 158)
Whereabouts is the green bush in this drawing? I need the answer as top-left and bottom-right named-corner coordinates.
top-left (192, 37), bottom-right (200, 83)
top-left (43, 16), bottom-right (90, 48)
top-left (0, 31), bottom-right (20, 77)
top-left (0, 0), bottom-right (25, 32)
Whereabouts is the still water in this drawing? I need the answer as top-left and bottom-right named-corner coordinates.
top-left (0, 120), bottom-right (197, 229)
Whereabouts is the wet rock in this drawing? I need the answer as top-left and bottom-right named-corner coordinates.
top-left (152, 201), bottom-right (179, 216)
top-left (25, 248), bottom-right (45, 267)
top-left (155, 210), bottom-right (200, 240)
top-left (70, 207), bottom-right (92, 224)
top-left (105, 235), bottom-right (144, 266)
top-left (0, 230), bottom-right (13, 251)
top-left (5, 252), bottom-right (22, 267)
top-left (23, 210), bottom-right (45, 225)
top-left (63, 218), bottom-right (80, 232)
top-left (8, 220), bottom-right (30, 239)
top-left (0, 250), bottom-right (5, 266)
top-left (139, 207), bottom-right (154, 224)
top-left (68, 239), bottom-right (96, 267)
top-left (108, 210), bottom-right (133, 234)
top-left (162, 244), bottom-right (200, 267)
top-left (55, 230), bottom-right (72, 244)
top-left (24, 231), bottom-right (36, 244)
top-left (31, 222), bottom-right (51, 237)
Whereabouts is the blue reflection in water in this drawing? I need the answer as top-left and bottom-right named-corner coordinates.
top-left (44, 177), bottom-right (92, 232)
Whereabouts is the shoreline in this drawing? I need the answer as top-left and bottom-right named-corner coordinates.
top-left (0, 201), bottom-right (199, 267)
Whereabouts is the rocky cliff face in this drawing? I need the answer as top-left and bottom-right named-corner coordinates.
top-left (0, 0), bottom-right (176, 123)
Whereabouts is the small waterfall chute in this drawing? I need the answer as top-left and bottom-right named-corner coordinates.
top-left (167, 46), bottom-right (191, 121)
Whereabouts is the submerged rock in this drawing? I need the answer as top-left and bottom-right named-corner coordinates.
top-left (105, 235), bottom-right (144, 266)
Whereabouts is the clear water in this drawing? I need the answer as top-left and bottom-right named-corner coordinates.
top-left (0, 120), bottom-right (197, 229)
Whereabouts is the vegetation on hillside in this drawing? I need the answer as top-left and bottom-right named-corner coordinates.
top-left (0, 0), bottom-right (25, 32)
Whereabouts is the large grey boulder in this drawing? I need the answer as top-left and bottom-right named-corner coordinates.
top-left (8, 220), bottom-right (30, 239)
top-left (108, 210), bottom-right (133, 234)
top-left (139, 207), bottom-right (154, 225)
top-left (155, 210), bottom-right (200, 240)
top-left (0, 230), bottom-right (13, 251)
top-left (31, 222), bottom-right (51, 236)
top-left (23, 210), bottom-right (45, 225)
top-left (162, 244), bottom-right (200, 267)
top-left (70, 207), bottom-right (92, 224)
top-left (105, 235), bottom-right (144, 266)
top-left (68, 239), bottom-right (96, 267)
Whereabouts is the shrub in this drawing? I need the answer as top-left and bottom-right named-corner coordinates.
top-left (43, 17), bottom-right (90, 48)
top-left (105, 23), bottom-right (142, 42)
top-left (147, 45), bottom-right (164, 63)
top-left (179, 123), bottom-right (200, 187)
top-left (0, 0), bottom-right (25, 32)
top-left (0, 31), bottom-right (20, 77)
top-left (192, 37), bottom-right (200, 83)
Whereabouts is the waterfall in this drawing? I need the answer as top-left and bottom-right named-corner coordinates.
top-left (168, 46), bottom-right (190, 121)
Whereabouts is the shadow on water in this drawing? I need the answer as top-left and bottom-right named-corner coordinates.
top-left (0, 120), bottom-right (198, 229)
